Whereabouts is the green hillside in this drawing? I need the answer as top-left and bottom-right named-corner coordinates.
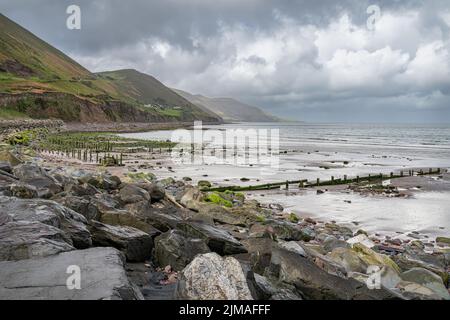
top-left (96, 69), bottom-right (221, 122)
top-left (0, 13), bottom-right (220, 123)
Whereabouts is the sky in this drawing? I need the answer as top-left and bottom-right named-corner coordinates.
top-left (1, 0), bottom-right (450, 123)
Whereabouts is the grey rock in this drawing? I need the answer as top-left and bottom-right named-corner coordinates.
top-left (401, 267), bottom-right (450, 300)
top-left (99, 209), bottom-right (161, 236)
top-left (265, 219), bottom-right (315, 241)
top-left (241, 237), bottom-right (274, 274)
top-left (66, 183), bottom-right (99, 197)
top-left (13, 163), bottom-right (62, 198)
top-left (89, 220), bottom-right (152, 262)
top-left (0, 221), bottom-right (74, 261)
top-left (0, 161), bottom-right (12, 174)
top-left (277, 240), bottom-right (307, 257)
top-left (178, 221), bottom-right (247, 255)
top-left (0, 196), bottom-right (91, 249)
top-left (176, 252), bottom-right (253, 300)
top-left (154, 229), bottom-right (210, 271)
top-left (268, 245), bottom-right (402, 300)
top-left (53, 195), bottom-right (99, 221)
top-left (119, 184), bottom-right (150, 204)
top-left (0, 247), bottom-right (143, 300)
top-left (87, 174), bottom-right (121, 191)
top-left (323, 236), bottom-right (350, 253)
top-left (197, 202), bottom-right (247, 226)
top-left (148, 183), bottom-right (165, 202)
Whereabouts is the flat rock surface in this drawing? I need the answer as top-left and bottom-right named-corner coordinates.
top-left (0, 247), bottom-right (143, 300)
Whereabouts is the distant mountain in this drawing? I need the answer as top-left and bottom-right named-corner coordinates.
top-left (174, 89), bottom-right (280, 122)
top-left (0, 13), bottom-right (220, 123)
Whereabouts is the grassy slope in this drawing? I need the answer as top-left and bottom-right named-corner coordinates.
top-left (96, 69), bottom-right (220, 121)
top-left (0, 13), bottom-right (89, 80)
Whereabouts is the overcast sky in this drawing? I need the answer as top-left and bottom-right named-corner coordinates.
top-left (1, 0), bottom-right (450, 122)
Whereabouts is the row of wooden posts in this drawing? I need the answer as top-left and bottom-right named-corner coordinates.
top-left (202, 168), bottom-right (446, 192)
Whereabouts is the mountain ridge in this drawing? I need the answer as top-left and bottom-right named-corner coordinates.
top-left (173, 88), bottom-right (280, 122)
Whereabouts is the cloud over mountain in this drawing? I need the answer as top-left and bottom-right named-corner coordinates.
top-left (3, 0), bottom-right (449, 122)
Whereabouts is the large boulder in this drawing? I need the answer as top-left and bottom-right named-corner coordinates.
top-left (148, 183), bottom-right (165, 202)
top-left (119, 184), bottom-right (150, 204)
top-left (393, 246), bottom-right (448, 285)
top-left (53, 195), bottom-right (99, 221)
top-left (177, 221), bottom-right (247, 255)
top-left (267, 245), bottom-right (401, 300)
top-left (137, 201), bottom-right (185, 232)
top-left (89, 220), bottom-right (152, 262)
top-left (87, 174), bottom-right (121, 191)
top-left (0, 221), bottom-right (74, 261)
top-left (176, 253), bottom-right (253, 300)
top-left (241, 237), bottom-right (275, 274)
top-left (0, 196), bottom-right (91, 249)
top-left (65, 183), bottom-right (99, 197)
top-left (0, 247), bottom-right (143, 300)
top-left (154, 229), bottom-right (210, 271)
top-left (263, 220), bottom-right (315, 242)
top-left (197, 202), bottom-right (247, 226)
top-left (327, 247), bottom-right (369, 274)
top-left (401, 268), bottom-right (450, 300)
top-left (0, 161), bottom-right (12, 173)
top-left (179, 187), bottom-right (202, 208)
top-left (12, 163), bottom-right (62, 198)
top-left (99, 209), bottom-right (160, 236)
top-left (351, 243), bottom-right (400, 273)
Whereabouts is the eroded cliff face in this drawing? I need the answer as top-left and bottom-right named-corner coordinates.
top-left (0, 93), bottom-right (222, 124)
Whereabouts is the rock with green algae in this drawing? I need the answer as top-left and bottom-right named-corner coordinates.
top-left (197, 180), bottom-right (211, 188)
top-left (203, 192), bottom-right (233, 208)
top-left (351, 243), bottom-right (401, 273)
top-left (0, 150), bottom-right (21, 166)
top-left (401, 267), bottom-right (450, 300)
top-left (196, 203), bottom-right (247, 226)
top-left (126, 171), bottom-right (156, 183)
top-left (436, 236), bottom-right (450, 245)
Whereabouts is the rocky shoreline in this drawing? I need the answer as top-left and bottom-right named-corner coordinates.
top-left (0, 146), bottom-right (449, 300)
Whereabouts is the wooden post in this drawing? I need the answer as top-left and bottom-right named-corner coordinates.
top-left (317, 178), bottom-right (320, 186)
top-left (429, 168), bottom-right (432, 174)
top-left (390, 172), bottom-right (393, 178)
top-left (437, 168), bottom-right (441, 174)
top-left (400, 171), bottom-right (403, 177)
top-left (343, 175), bottom-right (347, 182)
top-left (331, 176), bottom-right (334, 184)
top-left (299, 181), bottom-right (304, 188)
top-left (356, 176), bottom-right (359, 183)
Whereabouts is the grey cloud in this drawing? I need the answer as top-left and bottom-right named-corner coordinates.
top-left (1, 0), bottom-right (450, 122)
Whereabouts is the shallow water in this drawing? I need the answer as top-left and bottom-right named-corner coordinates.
top-left (120, 122), bottom-right (450, 184)
top-left (120, 122), bottom-right (450, 238)
top-left (248, 189), bottom-right (450, 239)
